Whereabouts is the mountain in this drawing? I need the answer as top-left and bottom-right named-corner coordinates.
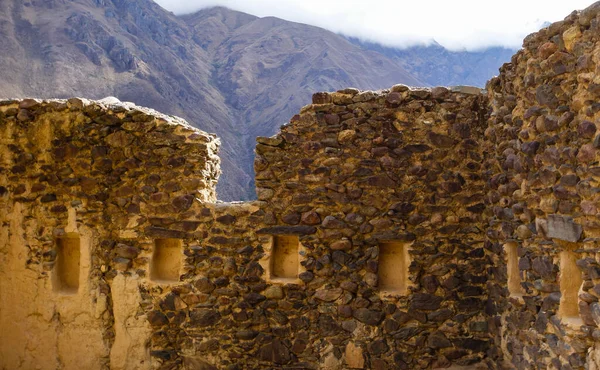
top-left (347, 38), bottom-right (516, 88)
top-left (0, 0), bottom-right (509, 200)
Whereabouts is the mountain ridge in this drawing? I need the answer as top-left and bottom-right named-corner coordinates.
top-left (0, 0), bottom-right (512, 200)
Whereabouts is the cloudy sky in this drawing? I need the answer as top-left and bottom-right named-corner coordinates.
top-left (154, 0), bottom-right (594, 50)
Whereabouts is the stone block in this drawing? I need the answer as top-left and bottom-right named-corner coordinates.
top-left (546, 215), bottom-right (582, 242)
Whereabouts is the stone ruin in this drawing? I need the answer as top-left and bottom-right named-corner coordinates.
top-left (2, 3), bottom-right (600, 369)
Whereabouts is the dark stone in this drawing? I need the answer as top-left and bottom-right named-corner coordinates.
top-left (301, 211), bottom-right (321, 225)
top-left (591, 302), bottom-right (600, 326)
top-left (579, 301), bottom-right (596, 326)
top-left (371, 359), bottom-right (389, 370)
top-left (534, 311), bottom-right (548, 333)
top-left (428, 309), bottom-right (454, 322)
top-left (282, 212), bottom-right (301, 225)
top-left (235, 330), bottom-right (259, 340)
top-left (524, 106), bottom-right (543, 119)
top-left (560, 174), bottom-right (579, 186)
top-left (151, 350), bottom-right (175, 361)
top-left (317, 315), bottom-right (342, 336)
top-left (404, 144), bottom-right (431, 153)
top-left (321, 216), bottom-right (345, 228)
top-left (458, 298), bottom-right (483, 311)
top-left (386, 92), bottom-right (404, 105)
top-left (257, 226), bottom-right (316, 235)
top-left (197, 338), bottom-right (219, 352)
top-left (194, 277), bottom-right (215, 293)
top-left (50, 205), bottom-right (68, 213)
top-left (383, 319), bottom-right (400, 332)
top-left (594, 134), bottom-right (600, 148)
top-left (469, 321), bottom-right (489, 332)
top-left (147, 310), bottom-right (168, 327)
top-left (410, 293), bottom-right (443, 310)
top-left (428, 331), bottom-right (452, 348)
top-left (393, 327), bottom-right (423, 341)
top-left (431, 87), bottom-right (450, 100)
top-left (172, 194), bottom-right (194, 211)
top-left (324, 114), bottom-right (340, 125)
top-left (353, 308), bottom-right (385, 325)
top-left (312, 92), bottom-right (331, 104)
top-left (428, 132), bottom-right (458, 148)
top-left (216, 214), bottom-right (236, 225)
top-left (338, 305), bottom-right (353, 318)
top-left (244, 293), bottom-right (266, 305)
top-left (366, 175), bottom-right (397, 187)
top-left (421, 275), bottom-right (439, 293)
top-left (331, 239), bottom-right (352, 250)
top-left (521, 141), bottom-right (540, 155)
top-left (452, 338), bottom-right (489, 352)
top-left (40, 194), bottom-right (57, 203)
top-left (208, 236), bottom-right (242, 245)
top-left (257, 339), bottom-right (292, 364)
top-left (578, 121), bottom-right (597, 138)
top-left (166, 156), bottom-right (185, 167)
top-left (145, 226), bottom-right (188, 239)
top-left (368, 339), bottom-right (389, 355)
top-left (536, 84), bottom-right (559, 108)
top-left (389, 202), bottom-right (415, 216)
top-left (532, 256), bottom-right (555, 279)
top-left (189, 309), bottom-right (220, 327)
top-left (298, 271), bottom-right (314, 282)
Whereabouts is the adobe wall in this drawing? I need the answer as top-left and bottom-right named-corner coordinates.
top-left (485, 2), bottom-right (600, 369)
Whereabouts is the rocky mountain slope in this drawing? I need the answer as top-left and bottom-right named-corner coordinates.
top-left (0, 0), bottom-right (511, 200)
top-left (348, 38), bottom-right (516, 87)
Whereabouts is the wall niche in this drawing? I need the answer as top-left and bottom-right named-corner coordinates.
top-left (151, 239), bottom-right (182, 282)
top-left (504, 242), bottom-right (524, 296)
top-left (270, 235), bottom-right (299, 280)
top-left (378, 241), bottom-right (410, 294)
top-left (53, 234), bottom-right (81, 294)
top-left (558, 250), bottom-right (582, 323)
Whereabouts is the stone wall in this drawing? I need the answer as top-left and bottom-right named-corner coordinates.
top-left (3, 3), bottom-right (600, 369)
top-left (0, 88), bottom-right (493, 370)
top-left (0, 98), bottom-right (220, 369)
top-left (485, 2), bottom-right (600, 369)
top-left (145, 86), bottom-right (491, 369)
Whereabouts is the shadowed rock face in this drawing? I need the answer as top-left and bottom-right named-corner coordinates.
top-left (0, 0), bottom-right (427, 200)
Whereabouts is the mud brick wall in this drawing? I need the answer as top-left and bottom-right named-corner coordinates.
top-left (484, 3), bottom-right (600, 369)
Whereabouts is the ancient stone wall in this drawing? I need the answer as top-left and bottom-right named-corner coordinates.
top-left (484, 3), bottom-right (600, 369)
top-left (0, 98), bottom-right (220, 369)
top-left (0, 87), bottom-right (493, 370)
top-left (4, 3), bottom-right (600, 369)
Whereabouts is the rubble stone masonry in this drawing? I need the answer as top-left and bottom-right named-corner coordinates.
top-left (2, 2), bottom-right (600, 369)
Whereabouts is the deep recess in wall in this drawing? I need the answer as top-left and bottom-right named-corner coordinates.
top-left (270, 235), bottom-right (299, 280)
top-left (504, 242), bottom-right (523, 296)
top-left (378, 241), bottom-right (410, 294)
top-left (53, 234), bottom-right (80, 294)
top-left (151, 239), bottom-right (183, 282)
top-left (558, 250), bottom-right (583, 321)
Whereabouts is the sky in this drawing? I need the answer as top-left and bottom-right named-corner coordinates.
top-left (153, 0), bottom-right (594, 51)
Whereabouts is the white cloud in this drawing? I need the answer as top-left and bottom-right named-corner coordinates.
top-left (154, 0), bottom-right (595, 50)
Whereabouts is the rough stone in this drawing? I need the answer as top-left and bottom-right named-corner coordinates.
top-left (546, 214), bottom-right (582, 242)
